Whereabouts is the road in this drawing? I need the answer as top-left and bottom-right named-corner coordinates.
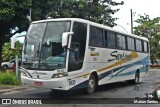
top-left (0, 69), bottom-right (160, 107)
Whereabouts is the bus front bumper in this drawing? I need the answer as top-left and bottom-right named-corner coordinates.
top-left (21, 76), bottom-right (69, 90)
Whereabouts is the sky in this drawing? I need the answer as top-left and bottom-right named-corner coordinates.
top-left (113, 0), bottom-right (160, 33)
top-left (14, 0), bottom-right (160, 42)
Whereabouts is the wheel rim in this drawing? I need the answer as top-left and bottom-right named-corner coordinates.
top-left (135, 73), bottom-right (139, 83)
top-left (3, 66), bottom-right (7, 70)
top-left (89, 79), bottom-right (95, 89)
top-left (88, 78), bottom-right (95, 93)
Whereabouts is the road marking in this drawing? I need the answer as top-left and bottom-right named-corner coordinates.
top-left (3, 90), bottom-right (21, 95)
top-left (1, 87), bottom-right (37, 95)
top-left (25, 88), bottom-right (37, 91)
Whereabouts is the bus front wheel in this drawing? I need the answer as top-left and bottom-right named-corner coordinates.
top-left (86, 74), bottom-right (96, 94)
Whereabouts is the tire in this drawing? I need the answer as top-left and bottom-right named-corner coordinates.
top-left (134, 71), bottom-right (139, 84)
top-left (128, 71), bottom-right (139, 84)
top-left (3, 65), bottom-right (8, 70)
top-left (86, 74), bottom-right (96, 94)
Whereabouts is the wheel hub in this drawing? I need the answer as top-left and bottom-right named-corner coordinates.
top-left (89, 79), bottom-right (94, 89)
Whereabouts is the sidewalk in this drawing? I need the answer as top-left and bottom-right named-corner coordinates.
top-left (149, 68), bottom-right (160, 75)
top-left (149, 68), bottom-right (160, 72)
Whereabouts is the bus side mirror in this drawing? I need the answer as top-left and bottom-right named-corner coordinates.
top-left (10, 37), bottom-right (17, 49)
top-left (62, 32), bottom-right (73, 48)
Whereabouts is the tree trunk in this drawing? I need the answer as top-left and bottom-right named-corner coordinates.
top-left (0, 44), bottom-right (2, 64)
top-left (0, 41), bottom-right (5, 63)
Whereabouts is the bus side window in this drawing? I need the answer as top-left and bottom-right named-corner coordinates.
top-left (127, 37), bottom-right (135, 51)
top-left (116, 34), bottom-right (126, 50)
top-left (108, 32), bottom-right (116, 48)
top-left (136, 39), bottom-right (142, 52)
top-left (89, 26), bottom-right (103, 47)
top-left (143, 41), bottom-right (148, 53)
top-left (104, 31), bottom-right (108, 48)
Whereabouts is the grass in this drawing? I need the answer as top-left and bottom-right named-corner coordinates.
top-left (0, 70), bottom-right (21, 86)
top-left (0, 84), bottom-right (19, 89)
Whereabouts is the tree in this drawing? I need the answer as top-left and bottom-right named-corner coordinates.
top-left (2, 41), bottom-right (23, 61)
top-left (31, 0), bottom-right (124, 26)
top-left (0, 0), bottom-right (123, 62)
top-left (0, 0), bottom-right (32, 62)
top-left (134, 14), bottom-right (160, 60)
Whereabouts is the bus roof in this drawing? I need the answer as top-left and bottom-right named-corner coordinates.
top-left (32, 18), bottom-right (149, 42)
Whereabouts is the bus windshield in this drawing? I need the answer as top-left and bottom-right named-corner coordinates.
top-left (22, 21), bottom-right (71, 70)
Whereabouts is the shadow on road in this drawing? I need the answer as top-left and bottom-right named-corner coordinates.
top-left (26, 81), bottom-right (143, 98)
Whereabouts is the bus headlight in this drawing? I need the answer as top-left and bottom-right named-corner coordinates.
top-left (52, 72), bottom-right (67, 78)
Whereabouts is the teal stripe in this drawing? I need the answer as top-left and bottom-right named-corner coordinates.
top-left (109, 56), bottom-right (149, 79)
top-left (98, 55), bottom-right (149, 80)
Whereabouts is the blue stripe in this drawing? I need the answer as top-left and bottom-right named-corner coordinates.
top-left (99, 55), bottom-right (149, 80)
top-left (110, 56), bottom-right (149, 78)
top-left (70, 80), bottom-right (88, 90)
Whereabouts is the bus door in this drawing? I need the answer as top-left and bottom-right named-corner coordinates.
top-left (67, 22), bottom-right (87, 74)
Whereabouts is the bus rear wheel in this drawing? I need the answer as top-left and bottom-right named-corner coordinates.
top-left (128, 71), bottom-right (139, 84)
top-left (134, 71), bottom-right (139, 83)
top-left (87, 74), bottom-right (96, 94)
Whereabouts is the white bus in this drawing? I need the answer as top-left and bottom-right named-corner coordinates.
top-left (18, 18), bottom-right (149, 94)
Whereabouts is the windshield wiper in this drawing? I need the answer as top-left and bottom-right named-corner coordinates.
top-left (39, 63), bottom-right (52, 70)
top-left (22, 62), bottom-right (38, 70)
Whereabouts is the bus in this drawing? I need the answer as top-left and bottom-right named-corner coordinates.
top-left (16, 18), bottom-right (149, 94)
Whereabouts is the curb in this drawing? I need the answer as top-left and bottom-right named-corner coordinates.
top-left (149, 68), bottom-right (160, 72)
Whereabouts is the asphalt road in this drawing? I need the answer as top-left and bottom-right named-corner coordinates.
top-left (0, 69), bottom-right (160, 107)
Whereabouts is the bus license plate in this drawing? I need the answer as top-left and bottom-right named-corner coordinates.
top-left (35, 82), bottom-right (43, 86)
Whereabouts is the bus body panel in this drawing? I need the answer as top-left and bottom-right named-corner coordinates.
top-left (21, 76), bottom-right (69, 90)
top-left (20, 18), bottom-right (150, 91)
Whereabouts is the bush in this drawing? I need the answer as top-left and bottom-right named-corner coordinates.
top-left (0, 72), bottom-right (21, 85)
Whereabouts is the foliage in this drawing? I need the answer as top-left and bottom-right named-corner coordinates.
top-left (0, 71), bottom-right (21, 85)
top-left (134, 14), bottom-right (160, 60)
top-left (2, 41), bottom-right (22, 61)
top-left (0, 0), bottom-right (32, 62)
top-left (31, 0), bottom-right (124, 27)
top-left (0, 0), bottom-right (123, 62)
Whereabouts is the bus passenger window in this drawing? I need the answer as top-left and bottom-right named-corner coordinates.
top-left (127, 37), bottom-right (135, 51)
top-left (136, 39), bottom-right (142, 52)
top-left (89, 26), bottom-right (103, 47)
top-left (105, 31), bottom-right (108, 48)
top-left (143, 41), bottom-right (148, 52)
top-left (108, 32), bottom-right (116, 48)
top-left (116, 34), bottom-right (126, 50)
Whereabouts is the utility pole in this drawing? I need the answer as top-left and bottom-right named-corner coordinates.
top-left (131, 9), bottom-right (133, 34)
